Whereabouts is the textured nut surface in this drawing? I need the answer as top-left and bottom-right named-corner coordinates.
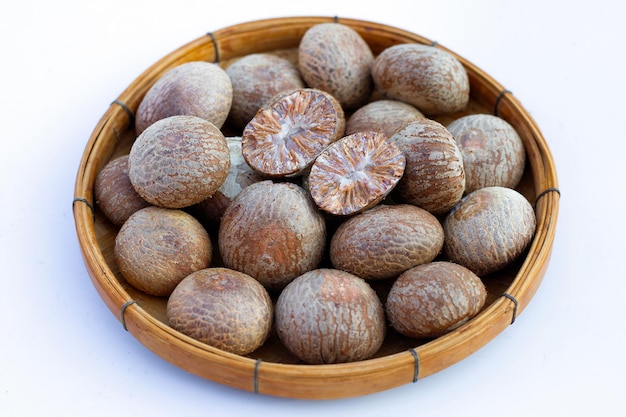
top-left (129, 115), bottom-right (230, 209)
top-left (330, 204), bottom-right (444, 280)
top-left (308, 131), bottom-right (406, 216)
top-left (299, 23), bottom-right (374, 109)
top-left (275, 268), bottom-right (386, 364)
top-left (189, 137), bottom-right (263, 225)
top-left (114, 206), bottom-right (212, 297)
top-left (443, 186), bottom-right (536, 276)
top-left (218, 180), bottom-right (326, 291)
top-left (447, 114), bottom-right (526, 194)
top-left (372, 43), bottom-right (469, 115)
top-left (242, 88), bottom-right (345, 177)
top-left (135, 61), bottom-right (233, 135)
top-left (345, 99), bottom-right (425, 137)
top-left (386, 261), bottom-right (487, 339)
top-left (94, 155), bottom-right (150, 226)
top-left (390, 118), bottom-right (465, 215)
top-left (225, 53), bottom-right (305, 129)
top-left (166, 267), bottom-right (273, 355)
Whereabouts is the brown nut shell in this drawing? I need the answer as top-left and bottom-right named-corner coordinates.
top-left (372, 43), bottom-right (469, 115)
top-left (386, 261), bottom-right (487, 339)
top-left (129, 115), bottom-right (230, 209)
top-left (345, 99), bottom-right (425, 138)
top-left (308, 131), bottom-right (406, 216)
top-left (443, 186), bottom-right (536, 276)
top-left (225, 53), bottom-right (305, 129)
top-left (135, 61), bottom-right (233, 135)
top-left (390, 118), bottom-right (465, 215)
top-left (94, 155), bottom-right (150, 226)
top-left (241, 88), bottom-right (345, 178)
top-left (114, 206), bottom-right (212, 297)
top-left (275, 268), bottom-right (386, 364)
top-left (166, 267), bottom-right (273, 355)
top-left (330, 204), bottom-right (444, 280)
top-left (298, 23), bottom-right (374, 109)
top-left (218, 180), bottom-right (326, 291)
top-left (447, 114), bottom-right (526, 194)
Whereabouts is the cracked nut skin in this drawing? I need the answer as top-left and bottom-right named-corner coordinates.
top-left (345, 99), bottom-right (425, 138)
top-left (94, 155), bottom-right (150, 226)
top-left (135, 61), bottom-right (233, 135)
top-left (298, 22), bottom-right (374, 109)
top-left (129, 115), bottom-right (230, 209)
top-left (447, 114), bottom-right (526, 194)
top-left (443, 186), bottom-right (536, 276)
top-left (330, 204), bottom-right (444, 280)
top-left (114, 206), bottom-right (212, 297)
top-left (308, 131), bottom-right (406, 216)
top-left (225, 53), bottom-right (305, 130)
top-left (372, 43), bottom-right (469, 115)
top-left (166, 267), bottom-right (273, 356)
top-left (386, 261), bottom-right (487, 339)
top-left (275, 268), bottom-right (386, 364)
top-left (242, 88), bottom-right (345, 178)
top-left (390, 118), bottom-right (465, 215)
top-left (218, 180), bottom-right (326, 292)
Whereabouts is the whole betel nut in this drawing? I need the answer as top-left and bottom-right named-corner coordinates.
top-left (443, 186), bottom-right (536, 276)
top-left (329, 204), bottom-right (444, 280)
top-left (299, 22), bottom-right (374, 109)
top-left (128, 115), bottom-right (230, 209)
top-left (167, 267), bottom-right (273, 356)
top-left (275, 268), bottom-right (386, 364)
top-left (94, 155), bottom-right (150, 226)
top-left (390, 118), bottom-right (465, 215)
top-left (135, 61), bottom-right (233, 135)
top-left (225, 53), bottom-right (305, 129)
top-left (345, 99), bottom-right (425, 138)
top-left (114, 206), bottom-right (212, 297)
top-left (218, 180), bottom-right (326, 291)
top-left (447, 114), bottom-right (527, 194)
top-left (372, 43), bottom-right (469, 115)
top-left (386, 261), bottom-right (487, 339)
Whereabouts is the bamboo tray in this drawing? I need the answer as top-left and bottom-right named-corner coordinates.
top-left (73, 16), bottom-right (559, 400)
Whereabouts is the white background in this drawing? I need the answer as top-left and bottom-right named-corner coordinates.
top-left (2, 0), bottom-right (624, 416)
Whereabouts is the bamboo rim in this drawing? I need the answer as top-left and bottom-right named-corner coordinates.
top-left (72, 16), bottom-right (559, 400)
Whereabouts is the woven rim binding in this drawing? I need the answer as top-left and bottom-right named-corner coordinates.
top-left (72, 16), bottom-right (559, 400)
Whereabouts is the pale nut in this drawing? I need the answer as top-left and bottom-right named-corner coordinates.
top-left (443, 186), bottom-right (536, 276)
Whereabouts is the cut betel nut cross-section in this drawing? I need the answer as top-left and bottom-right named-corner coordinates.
top-left (241, 88), bottom-right (345, 178)
top-left (307, 131), bottom-right (406, 216)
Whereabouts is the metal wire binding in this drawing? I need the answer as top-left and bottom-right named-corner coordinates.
top-left (494, 89), bottom-right (512, 117)
top-left (253, 358), bottom-right (262, 394)
top-left (409, 348), bottom-right (420, 383)
top-left (120, 300), bottom-right (138, 331)
top-left (112, 99), bottom-right (134, 127)
top-left (207, 32), bottom-right (219, 63)
top-left (72, 197), bottom-right (95, 223)
top-left (500, 293), bottom-right (519, 324)
top-left (534, 187), bottom-right (561, 211)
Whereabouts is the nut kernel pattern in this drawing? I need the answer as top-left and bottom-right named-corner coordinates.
top-left (308, 131), bottom-right (406, 216)
top-left (242, 89), bottom-right (345, 177)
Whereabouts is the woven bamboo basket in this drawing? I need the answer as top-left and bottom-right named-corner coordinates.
top-left (73, 16), bottom-right (559, 400)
